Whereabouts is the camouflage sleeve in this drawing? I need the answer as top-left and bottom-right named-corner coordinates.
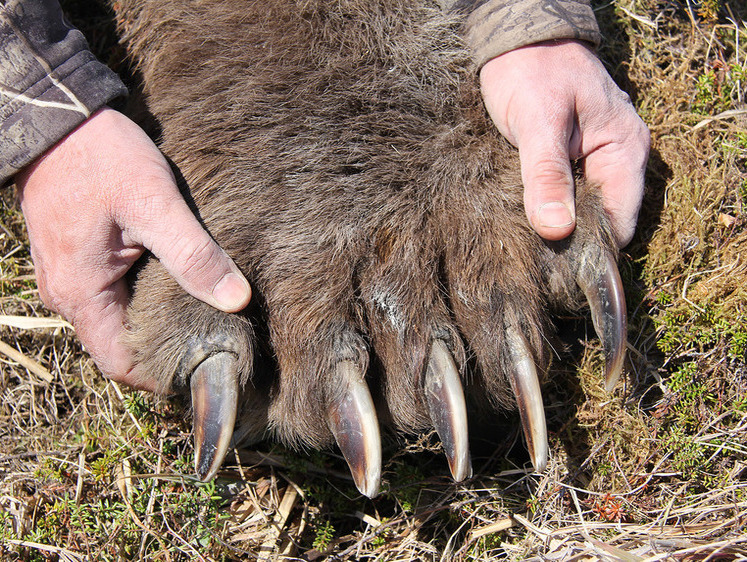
top-left (446, 0), bottom-right (602, 69)
top-left (0, 0), bottom-right (127, 185)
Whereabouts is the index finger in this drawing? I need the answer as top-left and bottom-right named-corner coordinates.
top-left (583, 121), bottom-right (650, 247)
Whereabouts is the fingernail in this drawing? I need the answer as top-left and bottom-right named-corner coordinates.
top-left (538, 201), bottom-right (574, 228)
top-left (213, 272), bottom-right (251, 311)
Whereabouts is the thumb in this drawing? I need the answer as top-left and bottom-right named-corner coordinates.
top-left (518, 131), bottom-right (577, 241)
top-left (135, 195), bottom-right (252, 313)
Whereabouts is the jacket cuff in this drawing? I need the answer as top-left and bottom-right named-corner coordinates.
top-left (463, 0), bottom-right (602, 69)
top-left (0, 0), bottom-right (127, 185)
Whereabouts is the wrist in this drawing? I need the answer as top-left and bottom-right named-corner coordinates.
top-left (464, 0), bottom-right (601, 69)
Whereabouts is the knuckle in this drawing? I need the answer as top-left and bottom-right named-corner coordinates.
top-left (627, 119), bottom-right (651, 164)
top-left (36, 284), bottom-right (57, 312)
top-left (526, 158), bottom-right (573, 195)
top-left (171, 235), bottom-right (224, 281)
top-left (637, 120), bottom-right (652, 148)
top-left (34, 271), bottom-right (65, 315)
top-left (122, 190), bottom-right (174, 227)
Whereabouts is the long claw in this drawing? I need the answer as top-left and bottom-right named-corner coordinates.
top-left (577, 251), bottom-right (627, 391)
top-left (191, 352), bottom-right (239, 481)
top-left (327, 361), bottom-right (381, 498)
top-left (506, 328), bottom-right (548, 472)
top-left (424, 339), bottom-right (472, 482)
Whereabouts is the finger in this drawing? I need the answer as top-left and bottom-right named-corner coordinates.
top-left (67, 280), bottom-right (156, 391)
top-left (583, 120), bottom-right (650, 247)
top-left (130, 194), bottom-right (252, 313)
top-left (518, 125), bottom-right (577, 241)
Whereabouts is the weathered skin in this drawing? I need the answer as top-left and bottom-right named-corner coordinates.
top-left (115, 0), bottom-right (625, 495)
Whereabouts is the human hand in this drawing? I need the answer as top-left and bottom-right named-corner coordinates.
top-left (480, 40), bottom-right (650, 246)
top-left (16, 107), bottom-right (251, 390)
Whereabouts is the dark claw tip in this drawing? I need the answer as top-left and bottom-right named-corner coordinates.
top-left (327, 361), bottom-right (382, 498)
top-left (424, 339), bottom-right (472, 482)
top-left (506, 328), bottom-right (549, 473)
top-left (577, 251), bottom-right (627, 391)
top-left (191, 352), bottom-right (239, 481)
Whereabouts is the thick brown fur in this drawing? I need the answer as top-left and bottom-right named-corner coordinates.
top-left (116, 0), bottom-right (617, 449)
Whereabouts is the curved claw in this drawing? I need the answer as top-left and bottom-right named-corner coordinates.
top-left (191, 352), bottom-right (239, 481)
top-left (424, 339), bottom-right (472, 482)
top-left (506, 328), bottom-right (548, 473)
top-left (327, 361), bottom-right (381, 498)
top-left (577, 251), bottom-right (627, 391)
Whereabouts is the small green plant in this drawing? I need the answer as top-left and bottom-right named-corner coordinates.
top-left (665, 362), bottom-right (716, 428)
top-left (692, 60), bottom-right (745, 115)
top-left (387, 463), bottom-right (427, 513)
top-left (32, 458), bottom-right (65, 483)
top-left (525, 494), bottom-right (541, 514)
top-left (0, 510), bottom-right (14, 542)
top-left (173, 450), bottom-right (195, 473)
top-left (664, 425), bottom-right (709, 479)
top-left (667, 361), bottom-right (700, 395)
top-left (728, 329), bottom-right (747, 360)
top-left (654, 290), bottom-right (673, 306)
top-left (469, 533), bottom-right (503, 558)
top-left (733, 395), bottom-right (747, 413)
top-left (313, 519), bottom-right (336, 551)
top-left (693, 69), bottom-right (719, 114)
top-left (89, 447), bottom-right (125, 481)
top-left (595, 461), bottom-right (612, 477)
top-left (123, 392), bottom-right (151, 418)
top-left (696, 0), bottom-right (720, 20)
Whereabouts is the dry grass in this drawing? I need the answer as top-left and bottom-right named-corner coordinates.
top-left (2, 0), bottom-right (747, 560)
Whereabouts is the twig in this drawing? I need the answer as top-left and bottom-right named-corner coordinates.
top-left (74, 451), bottom-right (85, 504)
top-left (0, 339), bottom-right (53, 383)
top-left (114, 462), bottom-right (173, 562)
top-left (643, 536), bottom-right (747, 561)
top-left (512, 513), bottom-right (551, 539)
top-left (257, 482), bottom-right (299, 561)
top-left (468, 517), bottom-right (514, 540)
top-left (0, 315), bottom-right (73, 330)
top-left (0, 451), bottom-right (60, 463)
top-left (109, 381), bottom-right (145, 434)
top-left (5, 539), bottom-right (85, 562)
top-left (691, 108), bottom-right (747, 131)
top-left (618, 6), bottom-right (657, 29)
